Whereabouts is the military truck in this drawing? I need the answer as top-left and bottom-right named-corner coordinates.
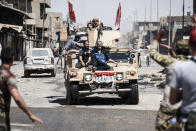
top-left (64, 29), bottom-right (139, 105)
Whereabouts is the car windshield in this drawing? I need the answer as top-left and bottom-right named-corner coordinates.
top-left (108, 53), bottom-right (130, 63)
top-left (32, 50), bottom-right (49, 57)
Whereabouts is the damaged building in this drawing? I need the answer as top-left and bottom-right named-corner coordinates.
top-left (0, 0), bottom-right (32, 60)
top-left (0, 0), bottom-right (52, 60)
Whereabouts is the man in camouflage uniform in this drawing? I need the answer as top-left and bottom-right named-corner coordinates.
top-left (149, 30), bottom-right (189, 131)
top-left (0, 47), bottom-right (42, 131)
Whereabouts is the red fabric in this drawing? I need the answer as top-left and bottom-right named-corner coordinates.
top-left (68, 2), bottom-right (76, 22)
top-left (115, 3), bottom-right (121, 30)
top-left (189, 29), bottom-right (196, 45)
top-left (93, 72), bottom-right (115, 76)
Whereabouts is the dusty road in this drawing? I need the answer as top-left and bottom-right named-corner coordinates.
top-left (10, 58), bottom-right (164, 131)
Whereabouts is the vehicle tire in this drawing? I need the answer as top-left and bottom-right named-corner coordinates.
top-left (128, 81), bottom-right (139, 105)
top-left (24, 70), bottom-right (30, 78)
top-left (51, 70), bottom-right (56, 77)
top-left (118, 92), bottom-right (128, 100)
top-left (67, 84), bottom-right (79, 105)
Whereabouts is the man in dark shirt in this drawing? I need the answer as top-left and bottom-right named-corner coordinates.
top-left (78, 40), bottom-right (92, 68)
top-left (91, 41), bottom-right (117, 70)
top-left (0, 47), bottom-right (42, 131)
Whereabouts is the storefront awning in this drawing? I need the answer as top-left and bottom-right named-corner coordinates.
top-left (0, 23), bottom-right (23, 32)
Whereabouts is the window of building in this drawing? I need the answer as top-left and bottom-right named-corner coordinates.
top-left (40, 4), bottom-right (45, 19)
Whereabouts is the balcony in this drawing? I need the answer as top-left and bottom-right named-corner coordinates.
top-left (40, 0), bottom-right (51, 8)
top-left (26, 19), bottom-right (36, 25)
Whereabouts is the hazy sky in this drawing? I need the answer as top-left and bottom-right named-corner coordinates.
top-left (48, 0), bottom-right (193, 34)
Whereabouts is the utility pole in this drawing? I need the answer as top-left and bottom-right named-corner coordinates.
top-left (145, 5), bottom-right (147, 22)
top-left (157, 0), bottom-right (160, 52)
top-left (25, 0), bottom-right (27, 56)
top-left (168, 0), bottom-right (172, 54)
top-left (41, 0), bottom-right (46, 47)
top-left (182, 0), bottom-right (185, 33)
top-left (150, 0), bottom-right (152, 21)
top-left (157, 0), bottom-right (159, 28)
top-left (157, 0), bottom-right (159, 22)
top-left (149, 0), bottom-right (152, 50)
top-left (194, 0), bottom-right (196, 14)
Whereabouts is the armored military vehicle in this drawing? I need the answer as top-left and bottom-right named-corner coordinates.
top-left (64, 29), bottom-right (139, 105)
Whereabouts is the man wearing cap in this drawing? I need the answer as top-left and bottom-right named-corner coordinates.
top-left (169, 29), bottom-right (196, 131)
top-left (77, 40), bottom-right (92, 68)
top-left (149, 30), bottom-right (190, 131)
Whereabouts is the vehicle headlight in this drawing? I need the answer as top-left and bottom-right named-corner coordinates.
top-left (116, 73), bottom-right (123, 81)
top-left (85, 74), bottom-right (92, 81)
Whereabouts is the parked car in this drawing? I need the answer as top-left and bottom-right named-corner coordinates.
top-left (23, 48), bottom-right (56, 77)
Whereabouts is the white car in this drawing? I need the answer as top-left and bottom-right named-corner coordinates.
top-left (23, 48), bottom-right (56, 77)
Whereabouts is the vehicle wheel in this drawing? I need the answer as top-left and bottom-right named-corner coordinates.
top-left (65, 78), bottom-right (69, 101)
top-left (24, 70), bottom-right (30, 78)
top-left (51, 70), bottom-right (56, 77)
top-left (118, 92), bottom-right (128, 100)
top-left (128, 81), bottom-right (139, 105)
top-left (67, 84), bottom-right (79, 105)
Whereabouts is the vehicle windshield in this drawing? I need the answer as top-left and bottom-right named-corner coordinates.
top-left (32, 50), bottom-right (49, 56)
top-left (108, 53), bottom-right (130, 63)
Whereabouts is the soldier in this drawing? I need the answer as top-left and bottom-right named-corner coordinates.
top-left (150, 29), bottom-right (189, 131)
top-left (169, 29), bottom-right (196, 131)
top-left (0, 47), bottom-right (42, 131)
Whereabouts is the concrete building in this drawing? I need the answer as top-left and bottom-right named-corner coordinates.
top-left (132, 21), bottom-right (160, 49)
top-left (160, 12), bottom-right (192, 29)
top-left (31, 0), bottom-right (51, 47)
top-left (0, 0), bottom-right (32, 60)
top-left (0, 0), bottom-right (52, 59)
top-left (132, 12), bottom-right (192, 54)
top-left (47, 12), bottom-right (62, 47)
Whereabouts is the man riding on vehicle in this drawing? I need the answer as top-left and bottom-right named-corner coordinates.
top-left (91, 41), bottom-right (117, 70)
top-left (77, 40), bottom-right (92, 68)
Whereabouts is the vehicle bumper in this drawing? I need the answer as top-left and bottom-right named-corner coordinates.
top-left (78, 88), bottom-right (132, 94)
top-left (24, 64), bottom-right (55, 71)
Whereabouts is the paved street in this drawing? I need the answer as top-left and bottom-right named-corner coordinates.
top-left (0, 0), bottom-right (194, 130)
top-left (10, 58), bottom-right (164, 131)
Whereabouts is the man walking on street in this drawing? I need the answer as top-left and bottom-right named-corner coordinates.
top-left (0, 47), bottom-right (43, 131)
top-left (170, 29), bottom-right (196, 131)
